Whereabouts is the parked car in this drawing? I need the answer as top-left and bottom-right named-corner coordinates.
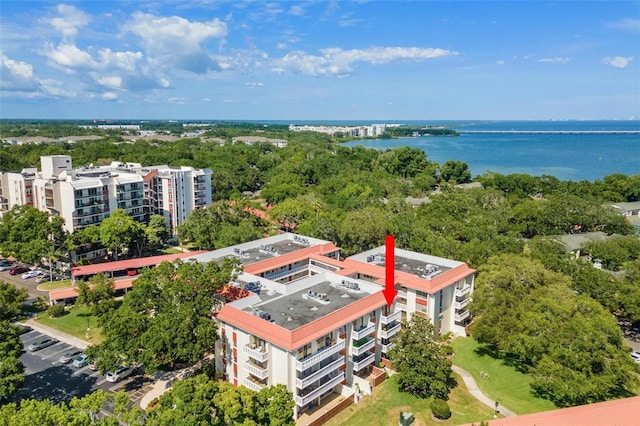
top-left (59, 349), bottom-right (82, 364)
top-left (106, 366), bottom-right (134, 383)
top-left (89, 360), bottom-right (99, 371)
top-left (22, 270), bottom-right (43, 279)
top-left (9, 265), bottom-right (30, 275)
top-left (631, 352), bottom-right (640, 364)
top-left (72, 353), bottom-right (90, 368)
top-left (18, 325), bottom-right (32, 335)
top-left (27, 337), bottom-right (58, 351)
top-left (35, 273), bottom-right (61, 283)
top-left (0, 260), bottom-right (14, 271)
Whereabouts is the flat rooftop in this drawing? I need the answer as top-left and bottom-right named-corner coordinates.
top-left (244, 278), bottom-right (374, 330)
top-left (229, 240), bottom-right (312, 266)
top-left (349, 248), bottom-right (460, 279)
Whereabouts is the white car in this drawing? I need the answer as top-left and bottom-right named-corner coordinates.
top-left (21, 270), bottom-right (42, 279)
top-left (631, 352), bottom-right (640, 364)
top-left (72, 354), bottom-right (90, 368)
top-left (106, 366), bottom-right (134, 383)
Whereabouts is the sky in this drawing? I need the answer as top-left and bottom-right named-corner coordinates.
top-left (1, 1), bottom-right (639, 121)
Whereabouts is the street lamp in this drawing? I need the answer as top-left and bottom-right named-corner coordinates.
top-left (494, 401), bottom-right (499, 418)
top-left (86, 317), bottom-right (90, 339)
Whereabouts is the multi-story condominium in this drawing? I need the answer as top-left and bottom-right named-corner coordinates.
top-left (0, 155), bottom-right (212, 234)
top-left (187, 233), bottom-right (475, 418)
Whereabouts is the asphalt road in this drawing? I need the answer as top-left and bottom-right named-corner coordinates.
top-left (0, 269), bottom-right (50, 302)
top-left (12, 329), bottom-right (152, 407)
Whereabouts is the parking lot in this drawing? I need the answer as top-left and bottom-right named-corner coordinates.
top-left (13, 328), bottom-right (154, 406)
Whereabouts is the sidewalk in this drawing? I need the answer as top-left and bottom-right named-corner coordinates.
top-left (452, 365), bottom-right (516, 417)
top-left (23, 318), bottom-right (91, 350)
top-left (138, 354), bottom-right (215, 409)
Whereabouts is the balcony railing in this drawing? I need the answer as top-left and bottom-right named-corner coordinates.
top-left (380, 323), bottom-right (401, 339)
top-left (455, 285), bottom-right (472, 297)
top-left (395, 302), bottom-right (407, 312)
top-left (397, 290), bottom-right (408, 298)
top-left (296, 357), bottom-right (345, 389)
top-left (245, 361), bottom-right (269, 380)
top-left (294, 372), bottom-right (345, 407)
top-left (352, 337), bottom-right (375, 356)
top-left (380, 310), bottom-right (402, 325)
top-left (264, 264), bottom-right (308, 282)
top-left (351, 322), bottom-right (376, 340)
top-left (352, 353), bottom-right (375, 372)
top-left (297, 339), bottom-right (345, 371)
top-left (455, 298), bottom-right (471, 310)
top-left (243, 377), bottom-right (266, 392)
top-left (454, 310), bottom-right (471, 322)
top-left (243, 344), bottom-right (269, 362)
top-left (381, 342), bottom-right (395, 353)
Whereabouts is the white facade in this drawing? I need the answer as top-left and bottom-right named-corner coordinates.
top-left (0, 155), bottom-right (212, 233)
top-left (200, 233), bottom-right (475, 417)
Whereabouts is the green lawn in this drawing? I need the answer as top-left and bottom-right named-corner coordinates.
top-left (35, 305), bottom-right (103, 343)
top-left (37, 279), bottom-right (73, 291)
top-left (451, 337), bottom-right (556, 415)
top-left (324, 374), bottom-right (496, 426)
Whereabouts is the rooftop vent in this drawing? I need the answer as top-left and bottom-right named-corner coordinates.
top-left (293, 235), bottom-right (310, 245)
top-left (340, 279), bottom-right (360, 291)
top-left (304, 290), bottom-right (330, 304)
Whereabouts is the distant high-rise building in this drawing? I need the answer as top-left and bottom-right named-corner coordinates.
top-left (0, 155), bottom-right (212, 234)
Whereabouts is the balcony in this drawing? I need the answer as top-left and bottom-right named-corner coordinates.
top-left (395, 302), bottom-right (407, 312)
top-left (351, 322), bottom-right (376, 340)
top-left (243, 377), bottom-right (266, 392)
top-left (397, 290), bottom-right (408, 299)
top-left (352, 337), bottom-right (375, 356)
top-left (294, 372), bottom-right (345, 407)
top-left (296, 357), bottom-right (345, 389)
top-left (455, 298), bottom-right (471, 310)
top-left (264, 264), bottom-right (308, 282)
top-left (381, 342), bottom-right (395, 353)
top-left (380, 310), bottom-right (401, 325)
top-left (352, 352), bottom-right (375, 372)
top-left (454, 310), bottom-right (471, 323)
top-left (243, 344), bottom-right (268, 363)
top-left (455, 285), bottom-right (472, 297)
top-left (297, 339), bottom-right (345, 371)
top-left (245, 361), bottom-right (269, 380)
top-left (380, 322), bottom-right (401, 339)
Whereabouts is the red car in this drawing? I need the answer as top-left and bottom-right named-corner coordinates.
top-left (9, 265), bottom-right (30, 275)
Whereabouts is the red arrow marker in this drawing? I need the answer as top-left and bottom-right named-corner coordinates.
top-left (383, 235), bottom-right (396, 306)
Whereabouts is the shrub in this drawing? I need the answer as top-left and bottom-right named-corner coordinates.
top-left (47, 303), bottom-right (66, 318)
top-left (430, 398), bottom-right (451, 420)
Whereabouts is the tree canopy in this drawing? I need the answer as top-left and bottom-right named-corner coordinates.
top-left (88, 258), bottom-right (240, 373)
top-left (388, 315), bottom-right (456, 400)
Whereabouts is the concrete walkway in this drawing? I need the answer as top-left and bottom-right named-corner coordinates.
top-left (452, 365), bottom-right (516, 417)
top-left (23, 318), bottom-right (91, 350)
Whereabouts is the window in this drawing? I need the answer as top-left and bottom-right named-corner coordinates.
top-left (298, 343), bottom-right (312, 360)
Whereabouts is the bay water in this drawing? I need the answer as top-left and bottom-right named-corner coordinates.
top-left (343, 120), bottom-right (640, 182)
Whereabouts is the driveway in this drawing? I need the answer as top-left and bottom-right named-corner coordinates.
top-left (0, 269), bottom-right (50, 301)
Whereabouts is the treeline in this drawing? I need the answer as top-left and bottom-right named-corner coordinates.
top-left (2, 126), bottom-right (640, 408)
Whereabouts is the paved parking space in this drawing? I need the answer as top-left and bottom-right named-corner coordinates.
top-left (13, 329), bottom-right (152, 406)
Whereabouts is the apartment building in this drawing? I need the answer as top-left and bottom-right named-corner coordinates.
top-left (188, 233), bottom-right (475, 418)
top-left (0, 155), bottom-right (212, 234)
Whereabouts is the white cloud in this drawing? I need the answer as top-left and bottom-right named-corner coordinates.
top-left (289, 5), bottom-right (305, 16)
top-left (48, 4), bottom-right (89, 41)
top-left (0, 52), bottom-right (40, 91)
top-left (602, 56), bottom-right (633, 68)
top-left (496, 60), bottom-right (505, 65)
top-left (102, 92), bottom-right (118, 100)
top-left (539, 57), bottom-right (571, 64)
top-left (271, 46), bottom-right (459, 76)
top-left (43, 43), bottom-right (97, 69)
top-left (126, 12), bottom-right (228, 74)
top-left (245, 82), bottom-right (264, 88)
top-left (277, 42), bottom-right (288, 50)
top-left (607, 18), bottom-right (640, 32)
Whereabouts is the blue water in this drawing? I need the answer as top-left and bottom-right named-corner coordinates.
top-left (343, 121), bottom-right (640, 182)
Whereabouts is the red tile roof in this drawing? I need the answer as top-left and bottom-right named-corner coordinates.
top-left (461, 396), bottom-right (640, 426)
top-left (216, 291), bottom-right (387, 351)
top-left (243, 243), bottom-right (339, 275)
top-left (71, 251), bottom-right (207, 277)
top-left (49, 277), bottom-right (137, 301)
